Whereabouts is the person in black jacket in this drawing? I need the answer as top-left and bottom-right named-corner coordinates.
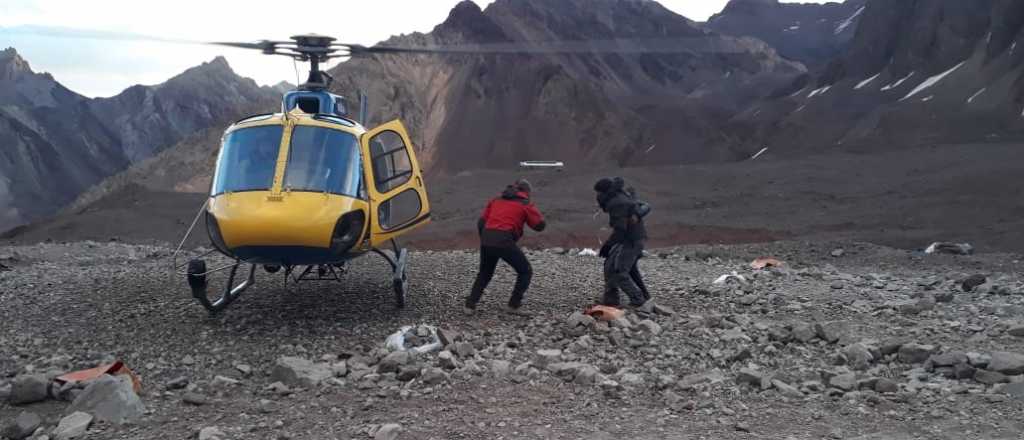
top-left (594, 177), bottom-right (650, 309)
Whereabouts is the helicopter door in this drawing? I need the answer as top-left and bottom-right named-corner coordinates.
top-left (361, 120), bottom-right (430, 246)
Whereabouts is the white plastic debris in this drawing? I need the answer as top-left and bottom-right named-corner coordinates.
top-left (713, 272), bottom-right (749, 286)
top-left (924, 242), bottom-right (974, 256)
top-left (578, 248), bottom-right (599, 257)
top-left (384, 325), bottom-right (442, 354)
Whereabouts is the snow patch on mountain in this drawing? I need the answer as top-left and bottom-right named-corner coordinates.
top-left (900, 61), bottom-right (965, 101)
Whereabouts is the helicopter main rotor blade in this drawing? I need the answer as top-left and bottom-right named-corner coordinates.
top-left (0, 24), bottom-right (203, 45)
top-left (341, 37), bottom-right (750, 57)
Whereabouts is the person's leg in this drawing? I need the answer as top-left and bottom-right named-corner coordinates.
top-left (467, 247), bottom-right (500, 308)
top-left (612, 243), bottom-right (645, 307)
top-left (500, 247), bottom-right (533, 308)
top-left (602, 247), bottom-right (622, 306)
top-left (630, 262), bottom-right (650, 302)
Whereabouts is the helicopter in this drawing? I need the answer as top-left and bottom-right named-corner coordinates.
top-left (171, 35), bottom-right (443, 313)
top-left (154, 31), bottom-right (754, 313)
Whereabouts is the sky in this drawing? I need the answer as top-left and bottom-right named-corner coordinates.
top-left (0, 0), bottom-right (828, 98)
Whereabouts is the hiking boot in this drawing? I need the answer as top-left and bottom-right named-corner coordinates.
top-left (637, 299), bottom-right (656, 314)
top-left (504, 305), bottom-right (533, 317)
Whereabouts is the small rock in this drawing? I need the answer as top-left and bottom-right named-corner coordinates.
top-left (165, 376), bottom-right (189, 390)
top-left (374, 423), bottom-right (402, 440)
top-left (934, 291), bottom-right (955, 303)
top-left (637, 319), bottom-right (662, 335)
top-left (874, 378), bottom-right (899, 393)
top-left (734, 422), bottom-right (751, 433)
top-left (421, 368), bottom-right (446, 385)
top-left (234, 364), bottom-right (253, 376)
top-left (1003, 383), bottom-right (1024, 401)
top-left (271, 356), bottom-right (332, 388)
top-left (952, 363), bottom-right (977, 380)
top-left (898, 343), bottom-right (936, 364)
top-left (737, 294), bottom-right (758, 306)
top-left (453, 341), bottom-right (476, 359)
top-left (396, 365), bottom-right (421, 382)
top-left (830, 281), bottom-right (844, 290)
top-left (736, 368), bottom-right (768, 389)
top-left (815, 322), bottom-right (847, 344)
top-left (1008, 326), bottom-right (1024, 338)
top-left (490, 360), bottom-right (511, 377)
top-left (437, 351), bottom-right (460, 370)
top-left (212, 375), bottom-right (240, 387)
top-left (9, 374), bottom-right (49, 405)
top-left (929, 351), bottom-right (968, 367)
top-left (791, 323), bottom-right (817, 342)
top-left (879, 340), bottom-right (906, 356)
top-left (566, 312), bottom-right (596, 329)
top-left (198, 427), bottom-right (226, 440)
top-left (841, 343), bottom-right (874, 370)
top-left (987, 352), bottom-right (1024, 375)
top-left (974, 369), bottom-right (1010, 385)
top-left (772, 380), bottom-right (804, 398)
top-left (53, 412), bottom-right (93, 440)
top-left (437, 328), bottom-right (461, 347)
top-left (3, 411), bottom-right (42, 440)
top-left (66, 375), bottom-right (145, 425)
top-left (183, 392), bottom-right (208, 406)
top-left (377, 351), bottom-right (411, 373)
top-left (829, 373), bottom-right (857, 392)
top-left (534, 349), bottom-right (563, 368)
top-left (961, 275), bottom-right (987, 292)
top-left (652, 303), bottom-right (676, 316)
top-left (265, 381), bottom-right (292, 395)
top-left (830, 248), bottom-right (845, 258)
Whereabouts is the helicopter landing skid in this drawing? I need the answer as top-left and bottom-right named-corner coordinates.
top-left (187, 259), bottom-right (257, 314)
top-left (372, 240), bottom-right (409, 309)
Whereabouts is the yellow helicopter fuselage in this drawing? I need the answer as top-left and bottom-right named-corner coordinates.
top-left (204, 110), bottom-right (430, 266)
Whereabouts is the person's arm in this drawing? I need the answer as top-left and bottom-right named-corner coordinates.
top-left (524, 203), bottom-right (547, 232)
top-left (478, 200), bottom-right (493, 235)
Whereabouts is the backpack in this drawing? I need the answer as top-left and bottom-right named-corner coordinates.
top-left (626, 187), bottom-right (652, 219)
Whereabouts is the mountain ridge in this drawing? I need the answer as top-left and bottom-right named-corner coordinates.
top-left (0, 49), bottom-right (278, 230)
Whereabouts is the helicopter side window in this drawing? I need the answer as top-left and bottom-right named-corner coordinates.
top-left (283, 126), bottom-right (361, 197)
top-left (368, 131), bottom-right (413, 193)
top-left (211, 125), bottom-right (283, 195)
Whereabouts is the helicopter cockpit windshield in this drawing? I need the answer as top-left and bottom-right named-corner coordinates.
top-left (212, 125), bottom-right (281, 194)
top-left (283, 126), bottom-right (362, 197)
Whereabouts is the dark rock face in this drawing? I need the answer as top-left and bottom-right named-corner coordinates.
top-left (0, 50), bottom-right (278, 231)
top-left (706, 0), bottom-right (869, 68)
top-left (728, 0), bottom-right (1024, 158)
top-left (328, 0), bottom-right (802, 174)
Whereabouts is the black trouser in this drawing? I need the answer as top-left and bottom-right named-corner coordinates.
top-left (603, 241), bottom-right (647, 307)
top-left (467, 246), bottom-right (532, 309)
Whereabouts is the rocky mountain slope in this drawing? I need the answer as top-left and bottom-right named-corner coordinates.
top-left (328, 0), bottom-right (804, 173)
top-left (705, 0), bottom-right (868, 69)
top-left (728, 0), bottom-right (1024, 155)
top-left (0, 49), bottom-right (278, 231)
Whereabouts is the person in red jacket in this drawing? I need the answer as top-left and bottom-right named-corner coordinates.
top-left (465, 179), bottom-right (546, 316)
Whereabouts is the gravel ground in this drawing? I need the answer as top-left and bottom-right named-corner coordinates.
top-left (2, 240), bottom-right (1024, 439)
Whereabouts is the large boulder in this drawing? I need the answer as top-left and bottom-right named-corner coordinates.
top-left (9, 374), bottom-right (49, 405)
top-left (897, 343), bottom-right (936, 364)
top-left (66, 375), bottom-right (145, 425)
top-left (3, 411), bottom-right (42, 440)
top-left (987, 352), bottom-right (1024, 375)
top-left (271, 356), bottom-right (333, 388)
top-left (53, 412), bottom-right (93, 440)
